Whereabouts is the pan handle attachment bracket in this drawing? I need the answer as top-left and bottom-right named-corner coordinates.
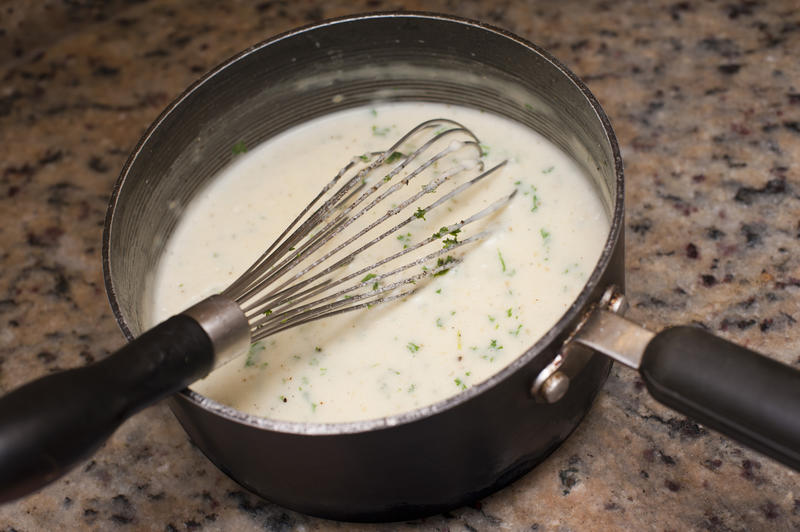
top-left (531, 285), bottom-right (636, 403)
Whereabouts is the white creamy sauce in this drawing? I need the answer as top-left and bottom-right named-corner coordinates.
top-left (148, 103), bottom-right (609, 423)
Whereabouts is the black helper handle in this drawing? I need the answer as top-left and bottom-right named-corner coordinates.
top-left (0, 314), bottom-right (215, 503)
top-left (641, 326), bottom-right (800, 470)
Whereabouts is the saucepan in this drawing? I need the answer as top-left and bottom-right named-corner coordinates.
top-left (2, 12), bottom-right (799, 522)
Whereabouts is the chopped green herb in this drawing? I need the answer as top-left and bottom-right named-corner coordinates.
top-left (437, 227), bottom-right (460, 248)
top-left (488, 315), bottom-right (495, 322)
top-left (506, 308), bottom-right (513, 317)
top-left (372, 125), bottom-right (390, 136)
top-left (454, 378), bottom-right (467, 390)
top-left (315, 346), bottom-right (322, 352)
top-left (408, 384), bottom-right (416, 393)
top-left (433, 255), bottom-right (455, 276)
top-left (383, 175), bottom-right (392, 182)
top-left (525, 103), bottom-right (534, 111)
top-left (407, 342), bottom-right (420, 353)
top-left (414, 207), bottom-right (426, 220)
top-left (279, 395), bottom-right (287, 403)
top-left (435, 288), bottom-right (442, 294)
top-left (543, 166), bottom-right (555, 174)
top-left (479, 143), bottom-right (490, 156)
top-left (245, 342), bottom-right (265, 367)
top-left (489, 339), bottom-right (503, 350)
top-left (361, 273), bottom-right (377, 283)
top-left (264, 309), bottom-right (272, 316)
top-left (530, 186), bottom-right (541, 212)
top-left (372, 281), bottom-right (379, 290)
top-left (397, 232), bottom-right (412, 249)
top-left (510, 324), bottom-right (523, 336)
top-left (359, 154), bottom-right (370, 162)
top-left (442, 237), bottom-right (458, 249)
top-left (232, 141), bottom-right (247, 154)
top-left (433, 226), bottom-right (459, 239)
top-left (498, 249), bottom-right (506, 272)
top-left (436, 317), bottom-right (444, 328)
top-left (540, 228), bottom-right (551, 240)
top-left (370, 108), bottom-right (377, 117)
top-left (385, 151), bottom-right (405, 163)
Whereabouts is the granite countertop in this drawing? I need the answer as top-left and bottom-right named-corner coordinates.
top-left (1, 0), bottom-right (799, 530)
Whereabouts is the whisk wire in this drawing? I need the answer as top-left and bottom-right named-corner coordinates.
top-left (223, 119), bottom-right (467, 298)
top-left (248, 233), bottom-right (495, 340)
top-left (221, 118), bottom-right (513, 339)
top-left (242, 161), bottom-right (511, 318)
top-left (231, 125), bottom-right (480, 306)
top-left (240, 152), bottom-right (480, 312)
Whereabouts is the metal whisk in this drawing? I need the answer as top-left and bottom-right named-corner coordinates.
top-left (220, 118), bottom-right (513, 347)
top-left (0, 118), bottom-right (513, 502)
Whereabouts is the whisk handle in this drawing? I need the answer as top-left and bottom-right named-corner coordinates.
top-left (0, 314), bottom-right (215, 503)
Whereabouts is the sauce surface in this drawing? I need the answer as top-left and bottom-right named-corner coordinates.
top-left (149, 103), bottom-right (610, 423)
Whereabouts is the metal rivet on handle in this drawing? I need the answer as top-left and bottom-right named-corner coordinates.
top-left (538, 370), bottom-right (570, 403)
top-left (530, 285), bottom-right (626, 403)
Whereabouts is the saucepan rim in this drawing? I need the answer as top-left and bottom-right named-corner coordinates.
top-left (102, 10), bottom-right (625, 436)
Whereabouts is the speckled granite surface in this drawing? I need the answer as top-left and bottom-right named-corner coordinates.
top-left (1, 0), bottom-right (799, 530)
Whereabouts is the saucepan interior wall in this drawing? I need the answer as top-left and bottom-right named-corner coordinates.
top-left (106, 16), bottom-right (619, 338)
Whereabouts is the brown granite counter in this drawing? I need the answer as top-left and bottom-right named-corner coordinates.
top-left (1, 0), bottom-right (799, 530)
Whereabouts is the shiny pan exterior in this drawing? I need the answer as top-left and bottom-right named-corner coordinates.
top-left (103, 13), bottom-right (625, 522)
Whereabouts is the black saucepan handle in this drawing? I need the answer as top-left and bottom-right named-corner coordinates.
top-left (640, 326), bottom-right (800, 470)
top-left (0, 314), bottom-right (215, 503)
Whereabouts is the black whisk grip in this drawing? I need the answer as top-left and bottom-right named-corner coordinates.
top-left (0, 314), bottom-right (215, 503)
